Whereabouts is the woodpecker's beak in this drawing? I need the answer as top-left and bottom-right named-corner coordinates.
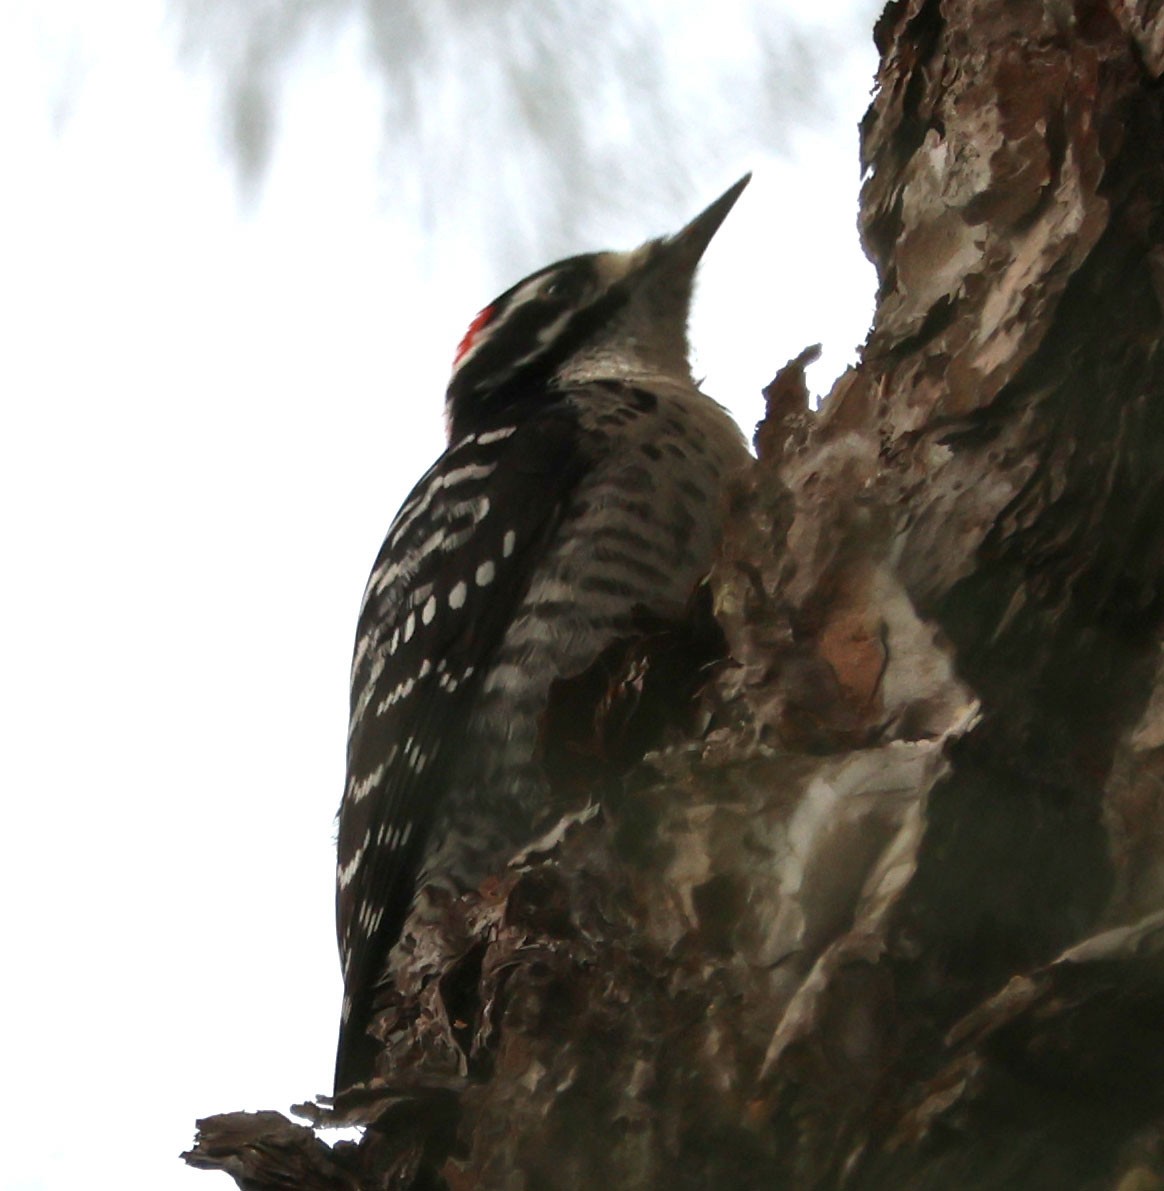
top-left (664, 172), bottom-right (751, 268)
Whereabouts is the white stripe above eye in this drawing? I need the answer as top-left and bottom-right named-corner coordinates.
top-left (448, 278), bottom-right (544, 375)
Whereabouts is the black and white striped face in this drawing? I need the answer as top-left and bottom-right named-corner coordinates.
top-left (445, 248), bottom-right (648, 441)
top-left (442, 174), bottom-right (751, 444)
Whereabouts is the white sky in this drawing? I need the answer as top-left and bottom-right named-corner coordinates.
top-left (1, 4), bottom-right (877, 1188)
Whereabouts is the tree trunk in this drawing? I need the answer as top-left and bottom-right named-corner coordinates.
top-left (185, 2), bottom-right (1164, 1187)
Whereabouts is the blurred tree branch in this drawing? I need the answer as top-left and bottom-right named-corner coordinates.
top-left (170, 0), bottom-right (879, 261)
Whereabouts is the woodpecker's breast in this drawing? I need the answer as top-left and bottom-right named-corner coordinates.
top-left (429, 378), bottom-right (748, 882)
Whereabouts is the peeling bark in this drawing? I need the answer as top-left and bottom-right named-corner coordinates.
top-left (186, 2), bottom-right (1164, 1187)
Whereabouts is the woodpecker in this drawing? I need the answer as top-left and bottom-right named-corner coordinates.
top-left (334, 176), bottom-right (752, 1093)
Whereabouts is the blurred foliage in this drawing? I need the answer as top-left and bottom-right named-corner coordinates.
top-left (172, 0), bottom-right (879, 260)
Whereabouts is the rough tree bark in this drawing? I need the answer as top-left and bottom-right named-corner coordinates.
top-left (185, 2), bottom-right (1164, 1187)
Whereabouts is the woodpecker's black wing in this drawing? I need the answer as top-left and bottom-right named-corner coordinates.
top-left (335, 405), bottom-right (589, 1092)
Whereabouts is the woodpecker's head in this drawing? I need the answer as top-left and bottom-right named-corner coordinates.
top-left (445, 174), bottom-right (750, 442)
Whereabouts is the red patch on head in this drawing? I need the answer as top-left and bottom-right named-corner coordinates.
top-left (453, 305), bottom-right (494, 367)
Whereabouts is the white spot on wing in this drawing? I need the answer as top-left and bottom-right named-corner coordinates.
top-left (348, 761), bottom-right (387, 805)
top-left (502, 530), bottom-right (516, 558)
top-left (415, 527), bottom-right (446, 564)
top-left (406, 738), bottom-right (428, 771)
top-left (388, 470), bottom-right (447, 550)
top-left (422, 595), bottom-right (436, 625)
top-left (337, 831), bottom-right (369, 891)
top-left (476, 560), bottom-right (496, 587)
top-left (442, 462), bottom-right (496, 489)
top-left (349, 656), bottom-right (386, 732)
top-left (447, 494), bottom-right (491, 524)
top-left (404, 611), bottom-right (416, 642)
top-left (384, 450), bottom-right (495, 556)
top-left (375, 676), bottom-right (416, 713)
top-left (449, 581), bottom-right (467, 610)
top-left (438, 665), bottom-right (473, 693)
top-left (476, 426), bottom-right (517, 445)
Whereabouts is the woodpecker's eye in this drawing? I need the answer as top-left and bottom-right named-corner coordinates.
top-left (540, 269), bottom-right (588, 304)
